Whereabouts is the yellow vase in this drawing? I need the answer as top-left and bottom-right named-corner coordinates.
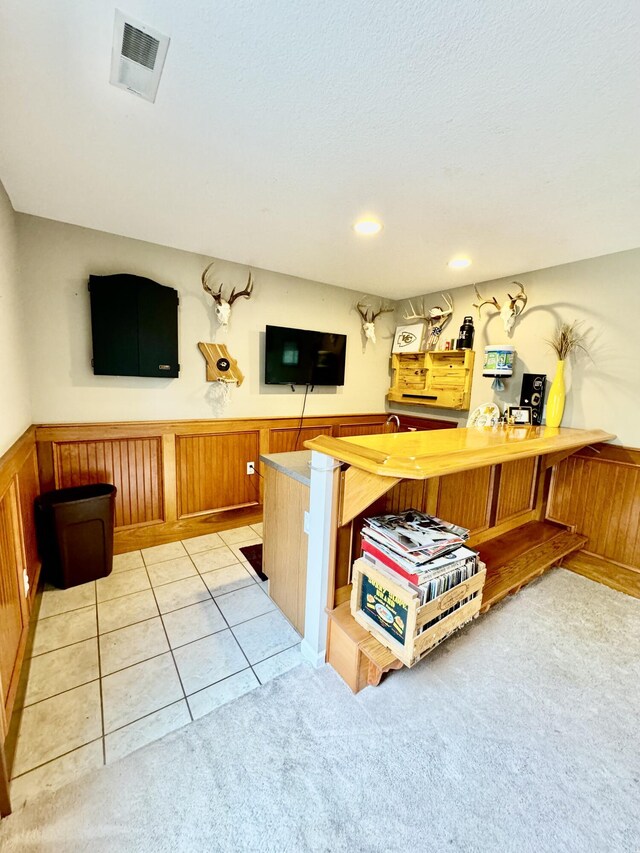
top-left (546, 360), bottom-right (565, 427)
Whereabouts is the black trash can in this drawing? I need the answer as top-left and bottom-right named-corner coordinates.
top-left (35, 483), bottom-right (117, 589)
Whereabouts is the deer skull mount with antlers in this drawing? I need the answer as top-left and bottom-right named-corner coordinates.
top-left (356, 301), bottom-right (394, 344)
top-left (201, 262), bottom-right (254, 326)
top-left (473, 282), bottom-right (527, 335)
top-left (402, 294), bottom-right (454, 350)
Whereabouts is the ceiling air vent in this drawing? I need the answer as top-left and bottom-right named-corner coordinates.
top-left (110, 10), bottom-right (170, 103)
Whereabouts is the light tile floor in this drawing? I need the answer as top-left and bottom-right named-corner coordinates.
top-left (10, 523), bottom-right (303, 808)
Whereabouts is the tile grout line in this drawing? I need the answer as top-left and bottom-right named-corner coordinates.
top-left (184, 665), bottom-right (253, 700)
top-left (178, 534), bottom-right (299, 692)
top-left (29, 631), bottom-right (99, 660)
top-left (102, 697), bottom-right (188, 741)
top-left (12, 634), bottom-right (291, 785)
top-left (19, 677), bottom-right (102, 711)
top-left (10, 736), bottom-right (105, 783)
top-left (24, 589), bottom-right (289, 701)
top-left (144, 557), bottom-right (195, 723)
top-left (96, 594), bottom-right (291, 681)
top-left (197, 557), bottom-right (258, 691)
top-left (93, 583), bottom-right (107, 766)
top-left (27, 545), bottom-right (270, 697)
top-left (16, 531), bottom-right (264, 786)
top-left (99, 554), bottom-right (246, 605)
top-left (34, 602), bottom-right (96, 626)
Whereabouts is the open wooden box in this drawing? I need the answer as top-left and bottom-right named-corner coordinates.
top-left (350, 557), bottom-right (486, 668)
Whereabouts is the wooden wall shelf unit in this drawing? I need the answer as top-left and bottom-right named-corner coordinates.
top-left (388, 349), bottom-right (474, 410)
top-left (305, 424), bottom-right (620, 693)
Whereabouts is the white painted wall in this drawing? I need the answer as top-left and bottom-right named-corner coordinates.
top-left (394, 248), bottom-right (640, 447)
top-left (17, 215), bottom-right (395, 424)
top-left (0, 180), bottom-right (32, 454)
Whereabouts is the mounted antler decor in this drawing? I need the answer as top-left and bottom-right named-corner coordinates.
top-left (201, 262), bottom-right (254, 326)
top-left (356, 301), bottom-right (394, 344)
top-left (473, 282), bottom-right (527, 335)
top-left (403, 293), bottom-right (454, 350)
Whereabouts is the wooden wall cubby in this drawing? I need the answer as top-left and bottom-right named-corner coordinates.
top-left (387, 349), bottom-right (475, 410)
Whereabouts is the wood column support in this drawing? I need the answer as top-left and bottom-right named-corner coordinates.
top-left (162, 433), bottom-right (177, 522)
top-left (301, 451), bottom-right (341, 667)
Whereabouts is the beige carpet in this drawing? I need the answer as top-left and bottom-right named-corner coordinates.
top-left (1, 568), bottom-right (639, 853)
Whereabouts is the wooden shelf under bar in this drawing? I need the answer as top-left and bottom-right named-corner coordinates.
top-left (330, 520), bottom-right (587, 687)
top-left (476, 520), bottom-right (587, 612)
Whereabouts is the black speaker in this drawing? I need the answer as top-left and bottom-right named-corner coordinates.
top-left (520, 373), bottom-right (546, 425)
top-left (89, 274), bottom-right (179, 378)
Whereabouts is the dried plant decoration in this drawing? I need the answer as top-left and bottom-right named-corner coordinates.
top-left (546, 321), bottom-right (589, 361)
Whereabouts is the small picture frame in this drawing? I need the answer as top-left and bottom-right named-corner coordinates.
top-left (507, 405), bottom-right (532, 425)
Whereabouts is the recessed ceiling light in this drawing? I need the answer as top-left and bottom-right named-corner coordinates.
top-left (448, 257), bottom-right (471, 269)
top-left (353, 219), bottom-right (383, 236)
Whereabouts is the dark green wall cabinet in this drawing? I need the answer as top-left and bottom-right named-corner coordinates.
top-left (89, 274), bottom-right (180, 378)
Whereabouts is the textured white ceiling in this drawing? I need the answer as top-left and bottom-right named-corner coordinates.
top-left (1, 1), bottom-right (639, 298)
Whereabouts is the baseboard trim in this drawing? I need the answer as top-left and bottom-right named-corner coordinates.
top-left (300, 639), bottom-right (326, 669)
top-left (114, 505), bottom-right (263, 552)
top-left (562, 550), bottom-right (640, 599)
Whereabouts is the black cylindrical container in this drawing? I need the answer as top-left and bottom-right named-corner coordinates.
top-left (456, 316), bottom-right (475, 350)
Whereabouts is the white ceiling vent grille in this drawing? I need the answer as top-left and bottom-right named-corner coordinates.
top-left (110, 11), bottom-right (170, 103)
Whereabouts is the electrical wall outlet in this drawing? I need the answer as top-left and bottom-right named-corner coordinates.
top-left (246, 461), bottom-right (255, 475)
top-left (303, 510), bottom-right (310, 534)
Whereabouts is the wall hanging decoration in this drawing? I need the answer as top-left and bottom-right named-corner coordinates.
top-left (545, 321), bottom-right (588, 428)
top-left (201, 262), bottom-right (254, 326)
top-left (473, 282), bottom-right (528, 335)
top-left (482, 344), bottom-right (515, 391)
top-left (356, 301), bottom-right (394, 344)
top-left (392, 322), bottom-right (426, 353)
top-left (402, 293), bottom-right (454, 350)
top-left (198, 342), bottom-right (244, 385)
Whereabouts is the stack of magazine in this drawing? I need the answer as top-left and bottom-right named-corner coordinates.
top-left (360, 509), bottom-right (480, 620)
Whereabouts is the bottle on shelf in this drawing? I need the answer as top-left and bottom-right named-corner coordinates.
top-left (456, 316), bottom-right (475, 350)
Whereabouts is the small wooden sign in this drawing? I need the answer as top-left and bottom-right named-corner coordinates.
top-left (198, 343), bottom-right (244, 385)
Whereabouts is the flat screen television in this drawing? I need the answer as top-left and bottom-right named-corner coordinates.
top-left (265, 325), bottom-right (347, 386)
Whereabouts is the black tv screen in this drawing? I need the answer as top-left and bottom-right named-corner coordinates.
top-left (265, 325), bottom-right (347, 386)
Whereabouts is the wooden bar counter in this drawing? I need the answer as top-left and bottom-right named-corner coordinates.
top-left (300, 424), bottom-right (616, 688)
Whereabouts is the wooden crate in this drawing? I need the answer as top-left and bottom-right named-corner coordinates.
top-left (350, 558), bottom-right (486, 668)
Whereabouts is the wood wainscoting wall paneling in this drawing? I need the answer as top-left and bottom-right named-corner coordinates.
top-left (16, 447), bottom-right (40, 601)
top-left (34, 413), bottom-right (457, 552)
top-left (548, 445), bottom-right (640, 570)
top-left (561, 551), bottom-right (640, 599)
top-left (263, 465), bottom-right (309, 633)
top-left (335, 419), bottom-right (388, 438)
top-left (496, 457), bottom-right (538, 523)
top-left (269, 424), bottom-right (334, 454)
top-left (383, 478), bottom-right (429, 515)
top-left (176, 431), bottom-right (260, 517)
top-left (52, 437), bottom-right (164, 528)
top-left (437, 466), bottom-right (494, 534)
top-left (0, 481), bottom-right (30, 725)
